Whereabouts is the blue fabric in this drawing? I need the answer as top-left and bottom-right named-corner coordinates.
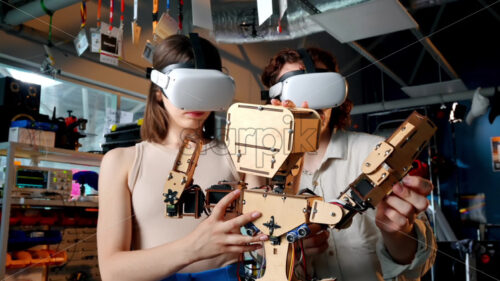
top-left (161, 263), bottom-right (239, 281)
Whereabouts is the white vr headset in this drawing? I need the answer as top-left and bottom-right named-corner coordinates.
top-left (150, 65), bottom-right (235, 111)
top-left (269, 71), bottom-right (348, 110)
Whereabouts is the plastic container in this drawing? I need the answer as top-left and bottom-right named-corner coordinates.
top-left (39, 215), bottom-right (58, 225)
top-left (6, 253), bottom-right (12, 267)
top-left (8, 230), bottom-right (62, 245)
top-left (20, 215), bottom-right (42, 225)
top-left (8, 251), bottom-right (32, 268)
top-left (47, 250), bottom-right (68, 266)
top-left (29, 249), bottom-right (51, 266)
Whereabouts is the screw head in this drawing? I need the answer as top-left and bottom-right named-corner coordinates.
top-left (331, 212), bottom-right (336, 217)
top-left (365, 162), bottom-right (371, 167)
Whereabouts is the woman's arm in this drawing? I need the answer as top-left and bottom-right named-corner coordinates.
top-left (97, 148), bottom-right (267, 281)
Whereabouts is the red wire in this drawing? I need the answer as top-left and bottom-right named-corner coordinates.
top-left (237, 253), bottom-right (242, 281)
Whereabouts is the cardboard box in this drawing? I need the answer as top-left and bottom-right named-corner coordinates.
top-left (9, 127), bottom-right (55, 147)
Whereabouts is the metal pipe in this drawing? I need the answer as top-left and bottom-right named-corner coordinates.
top-left (351, 86), bottom-right (497, 115)
top-left (411, 28), bottom-right (459, 80)
top-left (347, 41), bottom-right (408, 87)
top-left (3, 0), bottom-right (81, 26)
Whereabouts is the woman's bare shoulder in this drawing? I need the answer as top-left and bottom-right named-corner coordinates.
top-left (101, 146), bottom-right (136, 171)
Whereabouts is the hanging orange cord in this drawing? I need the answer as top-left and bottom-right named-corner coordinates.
top-left (152, 0), bottom-right (159, 33)
top-left (97, 0), bottom-right (102, 27)
top-left (109, 0), bottom-right (114, 31)
top-left (80, 0), bottom-right (87, 29)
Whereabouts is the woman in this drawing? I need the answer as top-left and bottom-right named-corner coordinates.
top-left (97, 35), bottom-right (267, 281)
top-left (259, 48), bottom-right (436, 281)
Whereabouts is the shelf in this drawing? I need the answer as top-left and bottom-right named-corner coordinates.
top-left (0, 142), bottom-right (102, 278)
top-left (0, 142), bottom-right (103, 167)
top-left (2, 198), bottom-right (98, 208)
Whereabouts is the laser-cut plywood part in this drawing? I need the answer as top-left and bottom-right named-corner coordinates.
top-left (241, 189), bottom-right (320, 237)
top-left (350, 111), bottom-right (437, 207)
top-left (246, 111), bottom-right (436, 281)
top-left (163, 135), bottom-right (203, 217)
top-left (225, 103), bottom-right (320, 178)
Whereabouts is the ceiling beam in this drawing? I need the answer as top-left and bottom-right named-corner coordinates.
top-left (3, 0), bottom-right (81, 26)
top-left (347, 41), bottom-right (408, 87)
top-left (411, 28), bottom-right (459, 80)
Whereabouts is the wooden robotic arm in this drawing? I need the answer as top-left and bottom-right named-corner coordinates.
top-left (162, 134), bottom-right (203, 218)
top-left (309, 111), bottom-right (437, 230)
top-left (227, 107), bottom-right (436, 281)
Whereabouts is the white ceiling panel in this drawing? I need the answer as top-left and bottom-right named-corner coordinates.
top-left (310, 0), bottom-right (418, 43)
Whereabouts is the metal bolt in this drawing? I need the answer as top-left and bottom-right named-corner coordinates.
top-left (242, 200), bottom-right (246, 205)
top-left (367, 198), bottom-right (372, 202)
top-left (381, 173), bottom-right (387, 179)
top-left (181, 178), bottom-right (187, 184)
top-left (271, 158), bottom-right (276, 163)
top-left (403, 167), bottom-right (407, 172)
top-left (331, 212), bottom-right (336, 217)
top-left (313, 208), bottom-right (318, 214)
top-left (236, 153), bottom-right (242, 157)
top-left (226, 120), bottom-right (231, 125)
top-left (270, 148), bottom-right (277, 152)
top-left (282, 196), bottom-right (286, 201)
top-left (365, 162), bottom-right (371, 167)
top-left (177, 161), bottom-right (181, 165)
top-left (343, 197), bottom-right (350, 202)
top-left (288, 129), bottom-right (294, 134)
top-left (375, 143), bottom-right (381, 150)
top-left (263, 193), bottom-right (267, 198)
top-left (384, 150), bottom-right (391, 156)
top-left (402, 126), bottom-right (406, 131)
top-left (258, 106), bottom-right (264, 111)
top-left (303, 208), bottom-right (307, 213)
top-left (168, 173), bottom-right (173, 180)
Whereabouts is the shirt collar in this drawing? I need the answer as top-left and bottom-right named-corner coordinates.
top-left (323, 129), bottom-right (348, 160)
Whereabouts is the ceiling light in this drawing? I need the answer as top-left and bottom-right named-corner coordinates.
top-left (7, 67), bottom-right (61, 87)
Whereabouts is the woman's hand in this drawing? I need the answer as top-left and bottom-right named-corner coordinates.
top-left (183, 190), bottom-right (268, 262)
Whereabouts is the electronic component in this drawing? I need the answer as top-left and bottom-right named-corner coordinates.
top-left (13, 166), bottom-right (73, 198)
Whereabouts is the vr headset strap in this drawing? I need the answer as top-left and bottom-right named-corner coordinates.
top-left (297, 48), bottom-right (315, 74)
top-left (189, 33), bottom-right (206, 69)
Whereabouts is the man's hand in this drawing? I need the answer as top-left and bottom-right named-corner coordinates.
top-left (376, 175), bottom-right (432, 235)
top-left (301, 224), bottom-right (330, 256)
top-left (375, 175), bottom-right (433, 264)
top-left (271, 99), bottom-right (309, 108)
